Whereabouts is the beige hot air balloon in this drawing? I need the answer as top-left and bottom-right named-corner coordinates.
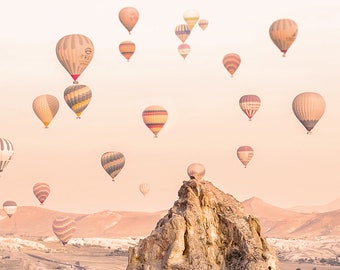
top-left (239, 95), bottom-right (261, 121)
top-left (139, 183), bottom-right (150, 196)
top-left (3, 200), bottom-right (17, 218)
top-left (119, 7), bottom-right (139, 34)
top-left (0, 138), bottom-right (14, 174)
top-left (183, 9), bottom-right (200, 30)
top-left (269, 18), bottom-right (298, 57)
top-left (198, 19), bottom-right (208, 30)
top-left (237, 146), bottom-right (254, 168)
top-left (292, 92), bottom-right (326, 134)
top-left (142, 105), bottom-right (168, 138)
top-left (64, 84), bottom-right (92, 119)
top-left (187, 163), bottom-right (205, 181)
top-left (32, 94), bottom-right (59, 128)
top-left (52, 216), bottom-right (76, 245)
top-left (223, 53), bottom-right (241, 77)
top-left (56, 34), bottom-right (94, 84)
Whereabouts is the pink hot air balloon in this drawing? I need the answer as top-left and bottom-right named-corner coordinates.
top-left (178, 43), bottom-right (191, 59)
top-left (237, 146), bottom-right (254, 168)
top-left (239, 95), bottom-right (261, 121)
top-left (119, 7), bottom-right (139, 34)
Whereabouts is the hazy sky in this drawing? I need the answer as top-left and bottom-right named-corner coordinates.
top-left (0, 0), bottom-right (339, 214)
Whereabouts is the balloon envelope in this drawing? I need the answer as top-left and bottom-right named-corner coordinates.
top-left (292, 92), bottom-right (326, 134)
top-left (178, 43), bottom-right (191, 59)
top-left (119, 41), bottom-right (136, 61)
top-left (237, 146), bottom-right (254, 168)
top-left (33, 182), bottom-right (50, 205)
top-left (187, 163), bottom-right (205, 181)
top-left (239, 95), bottom-right (261, 121)
top-left (269, 18), bottom-right (298, 56)
top-left (56, 34), bottom-right (94, 83)
top-left (142, 105), bottom-right (168, 138)
top-left (52, 216), bottom-right (76, 245)
top-left (101, 151), bottom-right (125, 181)
top-left (0, 138), bottom-right (14, 173)
top-left (183, 9), bottom-right (200, 30)
top-left (32, 94), bottom-right (59, 128)
top-left (175, 24), bottom-right (191, 43)
top-left (64, 84), bottom-right (92, 119)
top-left (3, 200), bottom-right (17, 218)
top-left (223, 53), bottom-right (241, 77)
top-left (139, 183), bottom-right (150, 196)
top-left (198, 19), bottom-right (208, 30)
top-left (119, 7), bottom-right (139, 34)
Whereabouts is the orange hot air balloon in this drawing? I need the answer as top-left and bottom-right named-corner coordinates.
top-left (178, 43), bottom-right (191, 59)
top-left (237, 146), bottom-right (254, 168)
top-left (33, 182), bottom-right (50, 205)
top-left (56, 34), bottom-right (94, 84)
top-left (269, 18), bottom-right (298, 57)
top-left (32, 94), bottom-right (59, 128)
top-left (198, 19), bottom-right (208, 30)
top-left (101, 151), bottom-right (125, 181)
top-left (223, 53), bottom-right (241, 77)
top-left (183, 9), bottom-right (200, 30)
top-left (119, 41), bottom-right (136, 61)
top-left (3, 201), bottom-right (17, 218)
top-left (187, 163), bottom-right (205, 181)
top-left (64, 84), bottom-right (92, 119)
top-left (52, 216), bottom-right (76, 245)
top-left (142, 105), bottom-right (168, 138)
top-left (139, 183), bottom-right (150, 196)
top-left (292, 92), bottom-right (326, 134)
top-left (239, 95), bottom-right (261, 121)
top-left (175, 24), bottom-right (191, 43)
top-left (119, 7), bottom-right (139, 34)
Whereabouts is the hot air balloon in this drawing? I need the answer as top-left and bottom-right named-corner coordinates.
top-left (187, 163), bottom-right (205, 181)
top-left (52, 216), bottom-right (76, 245)
top-left (56, 34), bottom-right (94, 84)
top-left (239, 95), bottom-right (261, 121)
top-left (183, 9), bottom-right (200, 30)
top-left (119, 7), bottom-right (139, 34)
top-left (142, 105), bottom-right (168, 138)
top-left (269, 18), bottom-right (298, 57)
top-left (0, 138), bottom-right (14, 173)
top-left (64, 84), bottom-right (92, 119)
top-left (3, 201), bottom-right (17, 218)
top-left (223, 53), bottom-right (241, 77)
top-left (198, 19), bottom-right (208, 30)
top-left (119, 41), bottom-right (136, 61)
top-left (237, 146), bottom-right (254, 168)
top-left (292, 92), bottom-right (326, 134)
top-left (32, 94), bottom-right (59, 128)
top-left (101, 151), bottom-right (125, 181)
top-left (33, 182), bottom-right (50, 205)
top-left (175, 24), bottom-right (191, 43)
top-left (139, 183), bottom-right (150, 196)
top-left (178, 43), bottom-right (191, 59)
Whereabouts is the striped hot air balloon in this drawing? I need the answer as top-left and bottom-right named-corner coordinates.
top-left (119, 7), bottom-right (139, 34)
top-left (56, 34), bottom-right (94, 84)
top-left (198, 19), bottom-right (208, 30)
top-left (33, 182), bottom-right (50, 205)
top-left (139, 182), bottom-right (150, 196)
top-left (142, 105), bottom-right (168, 138)
top-left (187, 163), bottom-right (205, 181)
top-left (269, 18), bottom-right (298, 57)
top-left (183, 9), bottom-right (200, 30)
top-left (237, 146), bottom-right (254, 168)
top-left (292, 92), bottom-right (326, 134)
top-left (223, 53), bottom-right (241, 77)
top-left (32, 94), bottom-right (59, 128)
top-left (239, 95), bottom-right (261, 121)
top-left (3, 200), bottom-right (17, 218)
top-left (101, 151), bottom-right (125, 181)
top-left (178, 43), bottom-right (191, 59)
top-left (64, 84), bottom-right (92, 119)
top-left (52, 216), bottom-right (76, 245)
top-left (175, 24), bottom-right (191, 43)
top-left (0, 138), bottom-right (14, 173)
top-left (119, 41), bottom-right (136, 61)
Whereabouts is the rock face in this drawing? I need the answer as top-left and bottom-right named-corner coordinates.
top-left (127, 180), bottom-right (279, 270)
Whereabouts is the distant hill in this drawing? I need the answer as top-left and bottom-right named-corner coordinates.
top-left (288, 197), bottom-right (340, 213)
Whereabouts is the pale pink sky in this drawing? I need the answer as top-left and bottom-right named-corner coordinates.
top-left (0, 0), bottom-right (339, 214)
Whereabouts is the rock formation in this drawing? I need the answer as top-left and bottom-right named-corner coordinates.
top-left (127, 179), bottom-right (279, 270)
